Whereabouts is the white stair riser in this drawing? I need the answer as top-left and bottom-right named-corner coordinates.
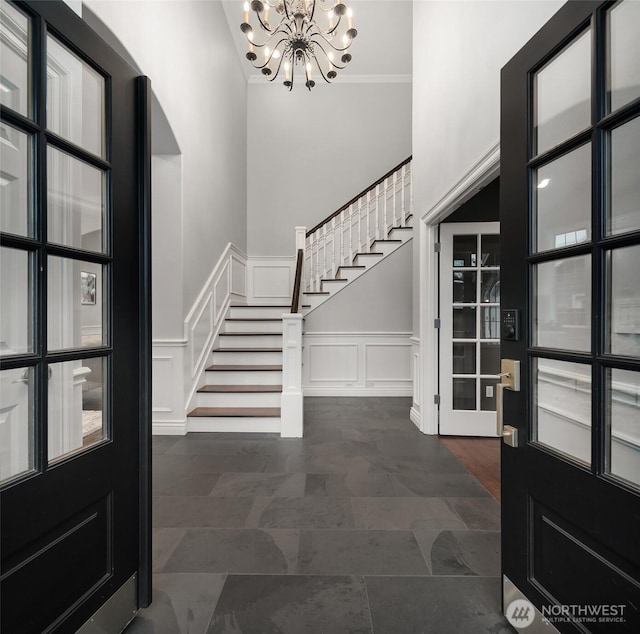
top-left (224, 321), bottom-right (282, 333)
top-left (336, 268), bottom-right (366, 283)
top-left (196, 391), bottom-right (281, 408)
top-left (212, 350), bottom-right (282, 364)
top-left (229, 307), bottom-right (288, 319)
top-left (302, 294), bottom-right (328, 310)
top-left (188, 417), bottom-right (281, 433)
top-left (371, 241), bottom-right (403, 257)
top-left (205, 370), bottom-right (282, 385)
top-left (218, 334), bottom-right (282, 349)
top-left (388, 227), bottom-right (413, 240)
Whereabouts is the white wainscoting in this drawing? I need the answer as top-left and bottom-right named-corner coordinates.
top-left (152, 243), bottom-right (247, 435)
top-left (303, 333), bottom-right (412, 396)
top-left (246, 256), bottom-right (295, 304)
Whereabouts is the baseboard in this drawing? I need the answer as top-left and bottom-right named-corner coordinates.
top-left (303, 387), bottom-right (413, 397)
top-left (410, 406), bottom-right (421, 430)
top-left (152, 420), bottom-right (188, 436)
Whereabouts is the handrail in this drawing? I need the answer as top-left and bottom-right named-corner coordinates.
top-left (306, 156), bottom-right (412, 237)
top-left (291, 248), bottom-right (303, 313)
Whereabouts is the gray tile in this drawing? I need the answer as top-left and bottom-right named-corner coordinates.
top-left (264, 452), bottom-right (347, 473)
top-left (152, 496), bottom-right (254, 528)
top-left (152, 455), bottom-right (195, 475)
top-left (448, 497), bottom-right (502, 530)
top-left (206, 574), bottom-right (372, 634)
top-left (305, 473), bottom-right (397, 497)
top-left (248, 496), bottom-right (354, 529)
top-left (163, 529), bottom-right (299, 574)
top-left (189, 454), bottom-right (270, 473)
top-left (413, 529), bottom-right (501, 576)
top-left (366, 576), bottom-right (511, 634)
top-left (380, 454), bottom-right (469, 475)
top-left (210, 472), bottom-right (305, 497)
top-left (153, 472), bottom-right (221, 497)
top-left (152, 528), bottom-right (186, 573)
top-left (127, 573), bottom-right (225, 634)
top-left (166, 438), bottom-right (277, 456)
top-left (351, 497), bottom-right (467, 530)
top-left (297, 529), bottom-right (429, 575)
top-left (391, 472), bottom-right (491, 498)
top-left (151, 436), bottom-right (180, 455)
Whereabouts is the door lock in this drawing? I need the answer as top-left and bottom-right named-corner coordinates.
top-left (496, 358), bottom-right (520, 447)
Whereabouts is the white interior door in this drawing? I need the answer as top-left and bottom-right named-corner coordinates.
top-left (439, 221), bottom-right (501, 436)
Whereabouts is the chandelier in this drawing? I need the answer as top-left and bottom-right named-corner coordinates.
top-left (240, 0), bottom-right (358, 90)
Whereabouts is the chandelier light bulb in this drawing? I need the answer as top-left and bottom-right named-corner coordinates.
top-left (240, 0), bottom-right (358, 90)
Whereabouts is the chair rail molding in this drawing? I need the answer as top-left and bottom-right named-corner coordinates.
top-left (152, 243), bottom-right (247, 435)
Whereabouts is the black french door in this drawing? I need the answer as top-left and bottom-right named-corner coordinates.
top-left (500, 1), bottom-right (640, 631)
top-left (0, 1), bottom-right (150, 632)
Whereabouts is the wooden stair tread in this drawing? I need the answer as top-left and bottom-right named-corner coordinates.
top-left (354, 252), bottom-right (383, 256)
top-left (389, 226), bottom-right (412, 230)
top-left (372, 239), bottom-right (402, 243)
top-left (230, 304), bottom-right (289, 308)
top-left (198, 384), bottom-right (282, 393)
top-left (206, 364), bottom-right (282, 371)
top-left (225, 318), bottom-right (282, 322)
top-left (213, 348), bottom-right (282, 352)
top-left (303, 291), bottom-right (330, 295)
top-left (321, 278), bottom-right (348, 283)
top-left (189, 407), bottom-right (281, 417)
top-left (220, 332), bottom-right (282, 336)
top-left (337, 265), bottom-right (365, 270)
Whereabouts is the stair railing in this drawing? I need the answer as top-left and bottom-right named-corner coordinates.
top-left (300, 157), bottom-right (412, 292)
top-left (280, 246), bottom-right (304, 437)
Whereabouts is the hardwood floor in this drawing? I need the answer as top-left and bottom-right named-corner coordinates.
top-left (440, 437), bottom-right (501, 501)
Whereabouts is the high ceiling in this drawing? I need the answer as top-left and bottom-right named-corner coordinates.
top-left (221, 0), bottom-right (413, 82)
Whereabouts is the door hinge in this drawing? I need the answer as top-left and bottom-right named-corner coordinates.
top-left (434, 242), bottom-right (441, 253)
top-left (434, 394), bottom-right (440, 405)
top-left (434, 318), bottom-right (441, 329)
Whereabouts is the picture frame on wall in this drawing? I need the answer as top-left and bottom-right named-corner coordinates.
top-left (81, 271), bottom-right (97, 305)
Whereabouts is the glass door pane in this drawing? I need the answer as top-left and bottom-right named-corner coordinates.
top-left (0, 0), bottom-right (30, 117)
top-left (608, 0), bottom-right (640, 112)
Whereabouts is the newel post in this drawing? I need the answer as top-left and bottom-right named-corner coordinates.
top-left (295, 226), bottom-right (306, 251)
top-left (280, 313), bottom-right (303, 437)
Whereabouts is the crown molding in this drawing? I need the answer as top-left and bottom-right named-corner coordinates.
top-left (248, 73), bottom-right (412, 85)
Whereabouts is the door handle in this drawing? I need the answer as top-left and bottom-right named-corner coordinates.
top-left (496, 359), bottom-right (520, 447)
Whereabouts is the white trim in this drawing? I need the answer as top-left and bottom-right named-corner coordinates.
top-left (152, 420), bottom-right (188, 436)
top-left (410, 406), bottom-right (421, 429)
top-left (417, 144), bottom-right (501, 436)
top-left (247, 74), bottom-right (412, 85)
top-left (421, 143), bottom-right (500, 224)
top-left (151, 338), bottom-right (188, 347)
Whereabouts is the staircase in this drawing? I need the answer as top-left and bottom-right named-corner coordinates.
top-left (187, 157), bottom-right (412, 433)
top-left (187, 305), bottom-right (288, 432)
top-left (301, 157), bottom-right (413, 313)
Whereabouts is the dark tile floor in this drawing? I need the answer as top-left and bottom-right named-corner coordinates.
top-left (126, 397), bottom-right (512, 634)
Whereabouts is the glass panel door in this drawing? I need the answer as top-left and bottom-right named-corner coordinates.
top-left (440, 222), bottom-right (501, 436)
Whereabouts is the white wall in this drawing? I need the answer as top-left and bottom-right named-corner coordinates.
top-left (305, 241), bottom-right (412, 332)
top-left (247, 81), bottom-right (412, 257)
top-left (411, 0), bottom-right (564, 431)
top-left (85, 0), bottom-right (248, 321)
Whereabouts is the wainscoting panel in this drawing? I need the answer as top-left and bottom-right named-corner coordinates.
top-left (410, 336), bottom-right (421, 429)
top-left (303, 333), bottom-right (412, 396)
top-left (152, 243), bottom-right (247, 435)
top-left (247, 257), bottom-right (295, 303)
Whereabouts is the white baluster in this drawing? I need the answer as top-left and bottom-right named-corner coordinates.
top-left (408, 163), bottom-right (413, 220)
top-left (349, 203), bottom-right (355, 264)
top-left (383, 177), bottom-right (389, 235)
top-left (322, 225), bottom-right (328, 283)
top-left (376, 184), bottom-right (384, 240)
top-left (357, 199), bottom-right (362, 255)
top-left (339, 210), bottom-right (345, 270)
top-left (305, 236), bottom-right (311, 292)
top-left (401, 164), bottom-right (407, 227)
top-left (315, 236), bottom-right (321, 292)
top-left (392, 171), bottom-right (398, 228)
top-left (365, 192), bottom-right (371, 252)
top-left (331, 216), bottom-right (337, 277)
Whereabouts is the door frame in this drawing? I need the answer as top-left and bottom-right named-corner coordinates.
top-left (416, 144), bottom-right (500, 435)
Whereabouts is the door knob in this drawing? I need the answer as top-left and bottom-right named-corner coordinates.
top-left (496, 359), bottom-right (520, 447)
